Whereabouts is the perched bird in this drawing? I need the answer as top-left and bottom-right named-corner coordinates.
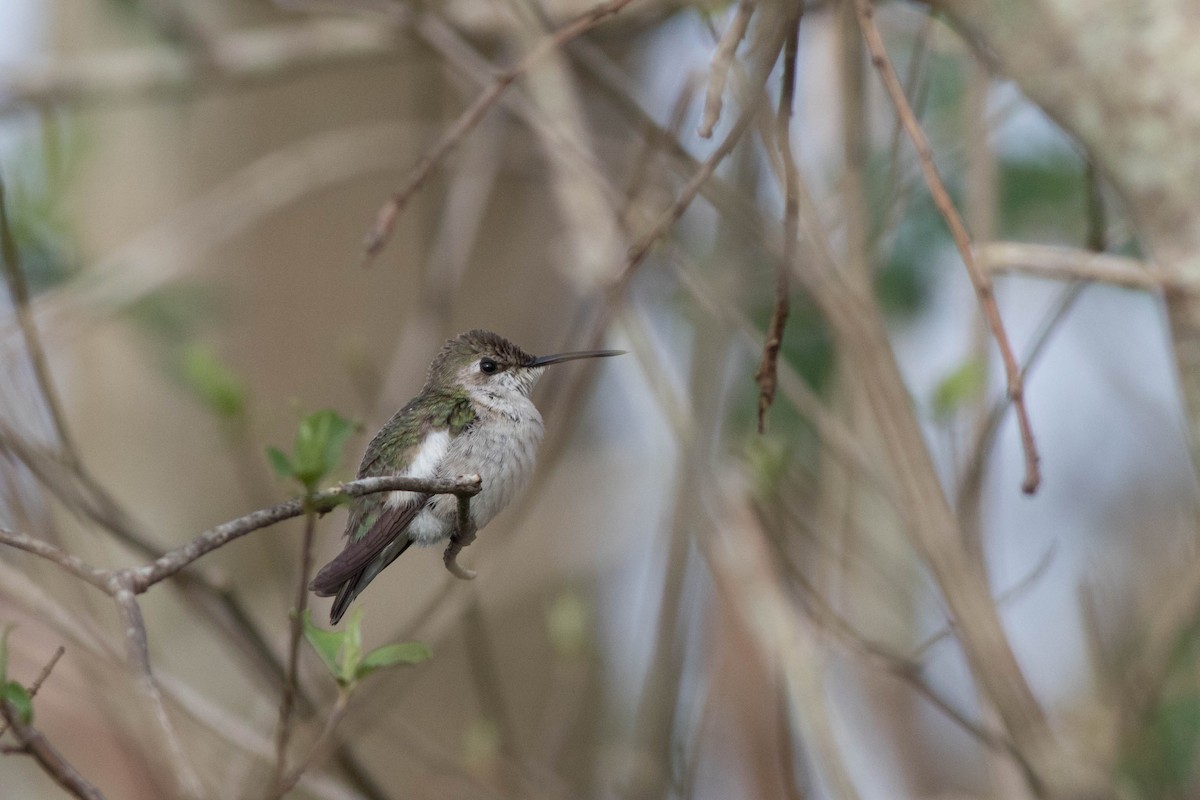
top-left (310, 329), bottom-right (623, 623)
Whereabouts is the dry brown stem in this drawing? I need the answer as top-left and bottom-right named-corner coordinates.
top-left (754, 19), bottom-right (800, 433)
top-left (698, 0), bottom-right (757, 139)
top-left (978, 242), bottom-right (1163, 290)
top-left (854, 0), bottom-right (1042, 495)
top-left (271, 507), bottom-right (319, 793)
top-left (360, 0), bottom-right (638, 262)
top-left (1, 698), bottom-right (107, 800)
top-left (0, 178), bottom-right (77, 465)
top-left (0, 645), bottom-right (64, 740)
top-left (0, 474), bottom-right (481, 795)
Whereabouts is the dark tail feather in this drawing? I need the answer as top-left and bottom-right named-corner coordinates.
top-left (318, 537), bottom-right (416, 624)
top-left (329, 576), bottom-right (361, 625)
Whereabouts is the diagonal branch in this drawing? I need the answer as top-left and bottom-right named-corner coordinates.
top-left (0, 645), bottom-right (64, 740)
top-left (854, 0), bottom-right (1042, 494)
top-left (1, 699), bottom-right (106, 800)
top-left (361, 0), bottom-right (639, 261)
top-left (0, 176), bottom-right (77, 463)
top-left (698, 0), bottom-right (757, 139)
top-left (131, 474), bottom-right (481, 591)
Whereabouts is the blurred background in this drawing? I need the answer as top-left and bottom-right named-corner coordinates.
top-left (0, 0), bottom-right (1198, 798)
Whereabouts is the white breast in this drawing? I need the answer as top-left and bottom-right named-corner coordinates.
top-left (386, 429), bottom-right (450, 509)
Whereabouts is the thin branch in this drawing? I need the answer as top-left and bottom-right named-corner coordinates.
top-left (910, 543), bottom-right (1058, 658)
top-left (616, 25), bottom-right (787, 293)
top-left (270, 690), bottom-right (351, 800)
top-left (0, 646), bottom-right (64, 739)
top-left (114, 589), bottom-right (205, 800)
top-left (1, 699), bottom-right (106, 800)
top-left (131, 474), bottom-right (481, 591)
top-left (977, 242), bottom-right (1164, 291)
top-left (0, 475), bottom-right (480, 794)
top-left (758, 509), bottom-right (1027, 762)
top-left (0, 176), bottom-right (77, 463)
top-left (755, 17), bottom-right (799, 433)
top-left (854, 0), bottom-right (1042, 494)
top-left (698, 0), bottom-right (757, 139)
top-left (271, 507), bottom-right (318, 793)
top-left (361, 0), bottom-right (638, 261)
top-left (0, 527), bottom-right (112, 591)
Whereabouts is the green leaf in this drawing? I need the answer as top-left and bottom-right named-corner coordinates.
top-left (341, 608), bottom-right (364, 685)
top-left (357, 642), bottom-right (432, 680)
top-left (1, 681), bottom-right (32, 725)
top-left (932, 359), bottom-right (988, 421)
top-left (290, 409), bottom-right (359, 491)
top-left (266, 447), bottom-right (294, 480)
top-left (0, 625), bottom-right (13, 682)
top-left (180, 343), bottom-right (247, 420)
top-left (302, 610), bottom-right (343, 680)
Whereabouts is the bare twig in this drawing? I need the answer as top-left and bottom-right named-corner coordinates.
top-left (698, 0), bottom-right (757, 138)
top-left (1, 699), bottom-right (106, 800)
top-left (977, 242), bottom-right (1164, 290)
top-left (910, 543), bottom-right (1058, 657)
top-left (272, 507), bottom-right (319, 793)
top-left (0, 527), bottom-right (112, 591)
top-left (755, 18), bottom-right (799, 433)
top-left (854, 0), bottom-right (1042, 494)
top-left (617, 25), bottom-right (787, 292)
top-left (114, 588), bottom-right (205, 799)
top-left (0, 177), bottom-right (77, 462)
top-left (0, 646), bottom-right (64, 739)
top-left (361, 0), bottom-right (638, 262)
top-left (0, 474), bottom-right (481, 793)
top-left (132, 474), bottom-right (482, 591)
top-left (270, 691), bottom-right (351, 800)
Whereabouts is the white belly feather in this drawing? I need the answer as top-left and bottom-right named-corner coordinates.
top-left (387, 399), bottom-right (544, 545)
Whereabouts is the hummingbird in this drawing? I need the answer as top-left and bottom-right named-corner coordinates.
top-left (310, 329), bottom-right (623, 623)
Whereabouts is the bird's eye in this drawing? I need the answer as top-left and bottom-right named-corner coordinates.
top-left (479, 358), bottom-right (498, 374)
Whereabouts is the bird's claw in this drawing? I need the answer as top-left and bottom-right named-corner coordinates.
top-left (444, 488), bottom-right (479, 580)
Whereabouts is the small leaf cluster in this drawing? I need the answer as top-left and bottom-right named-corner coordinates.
top-left (302, 609), bottom-right (430, 690)
top-left (268, 409), bottom-right (360, 493)
top-left (0, 627), bottom-right (33, 726)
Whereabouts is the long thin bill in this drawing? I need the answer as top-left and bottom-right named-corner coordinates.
top-left (529, 349), bottom-right (625, 367)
